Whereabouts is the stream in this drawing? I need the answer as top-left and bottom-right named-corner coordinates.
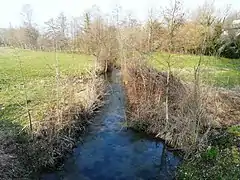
top-left (41, 69), bottom-right (181, 180)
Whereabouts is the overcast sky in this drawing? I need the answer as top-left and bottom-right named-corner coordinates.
top-left (0, 0), bottom-right (240, 28)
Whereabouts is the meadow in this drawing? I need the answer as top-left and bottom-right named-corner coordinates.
top-left (0, 48), bottom-right (105, 179)
top-left (0, 48), bottom-right (93, 126)
top-left (151, 53), bottom-right (240, 88)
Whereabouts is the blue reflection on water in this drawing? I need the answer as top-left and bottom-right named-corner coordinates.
top-left (42, 70), bottom-right (181, 180)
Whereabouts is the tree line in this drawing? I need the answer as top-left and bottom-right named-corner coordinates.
top-left (0, 1), bottom-right (240, 58)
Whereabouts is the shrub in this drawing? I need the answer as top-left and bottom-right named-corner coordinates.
top-left (123, 64), bottom-right (210, 151)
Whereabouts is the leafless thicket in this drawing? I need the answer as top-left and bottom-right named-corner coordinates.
top-left (24, 76), bottom-right (105, 172)
top-left (0, 2), bottom-right (238, 56)
top-left (74, 13), bottom-right (119, 73)
top-left (120, 0), bottom-right (239, 151)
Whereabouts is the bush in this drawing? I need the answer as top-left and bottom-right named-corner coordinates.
top-left (123, 64), bottom-right (210, 150)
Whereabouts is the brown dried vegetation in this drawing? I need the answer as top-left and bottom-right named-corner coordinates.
top-left (124, 63), bottom-right (239, 151)
top-left (206, 89), bottom-right (240, 127)
top-left (0, 76), bottom-right (105, 179)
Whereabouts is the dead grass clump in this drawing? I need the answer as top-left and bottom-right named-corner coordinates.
top-left (125, 65), bottom-right (187, 105)
top-left (124, 65), bottom-right (210, 150)
top-left (206, 89), bottom-right (240, 127)
top-left (19, 76), bottom-right (106, 174)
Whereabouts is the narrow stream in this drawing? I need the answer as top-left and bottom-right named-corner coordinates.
top-left (41, 69), bottom-right (181, 180)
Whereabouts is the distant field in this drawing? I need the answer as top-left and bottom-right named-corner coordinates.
top-left (0, 48), bottom-right (92, 126)
top-left (150, 53), bottom-right (240, 88)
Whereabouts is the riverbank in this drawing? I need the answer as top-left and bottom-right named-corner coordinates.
top-left (41, 69), bottom-right (182, 180)
top-left (178, 127), bottom-right (240, 179)
top-left (0, 76), bottom-right (106, 179)
top-left (177, 90), bottom-right (240, 179)
top-left (1, 48), bottom-right (239, 179)
top-left (122, 63), bottom-right (240, 179)
top-left (0, 49), bottom-right (106, 179)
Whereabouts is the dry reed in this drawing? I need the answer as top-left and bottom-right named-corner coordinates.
top-left (123, 63), bottom-right (214, 151)
top-left (0, 75), bottom-right (106, 179)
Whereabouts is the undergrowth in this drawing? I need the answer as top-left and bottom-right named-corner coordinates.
top-left (0, 76), bottom-right (105, 179)
top-left (0, 49), bottom-right (106, 179)
top-left (123, 56), bottom-right (240, 179)
top-left (123, 63), bottom-right (211, 151)
top-left (178, 128), bottom-right (240, 180)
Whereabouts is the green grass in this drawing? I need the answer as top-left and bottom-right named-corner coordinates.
top-left (150, 53), bottom-right (240, 88)
top-left (0, 48), bottom-right (93, 126)
top-left (178, 130), bottom-right (240, 180)
top-left (150, 53), bottom-right (240, 179)
top-left (228, 125), bottom-right (240, 137)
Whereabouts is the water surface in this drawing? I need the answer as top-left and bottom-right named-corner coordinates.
top-left (42, 70), bottom-right (181, 180)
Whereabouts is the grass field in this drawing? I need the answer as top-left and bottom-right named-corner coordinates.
top-left (150, 53), bottom-right (240, 88)
top-left (0, 48), bottom-right (106, 178)
top-left (0, 48), bottom-right (93, 127)
top-left (1, 49), bottom-right (239, 127)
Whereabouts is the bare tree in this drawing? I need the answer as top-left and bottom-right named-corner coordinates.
top-left (74, 8), bottom-right (119, 73)
top-left (163, 0), bottom-right (185, 52)
top-left (44, 18), bottom-right (61, 123)
top-left (162, 0), bottom-right (185, 130)
top-left (56, 12), bottom-right (69, 51)
top-left (147, 8), bottom-right (155, 52)
top-left (21, 4), bottom-right (39, 49)
top-left (44, 13), bottom-right (69, 51)
top-left (16, 54), bottom-right (33, 135)
top-left (147, 9), bottom-right (165, 52)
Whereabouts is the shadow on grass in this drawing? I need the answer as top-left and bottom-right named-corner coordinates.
top-left (0, 108), bottom-right (31, 179)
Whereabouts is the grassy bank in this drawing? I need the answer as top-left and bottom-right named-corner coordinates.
top-left (0, 48), bottom-right (105, 179)
top-left (150, 53), bottom-right (240, 179)
top-left (178, 126), bottom-right (240, 180)
top-left (123, 53), bottom-right (240, 179)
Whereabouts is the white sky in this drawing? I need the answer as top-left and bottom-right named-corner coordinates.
top-left (0, 0), bottom-right (240, 28)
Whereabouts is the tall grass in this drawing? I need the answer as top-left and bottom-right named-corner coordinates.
top-left (123, 61), bottom-right (210, 151)
top-left (121, 49), bottom-right (239, 153)
top-left (22, 75), bottom-right (106, 175)
top-left (0, 48), bottom-right (106, 179)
